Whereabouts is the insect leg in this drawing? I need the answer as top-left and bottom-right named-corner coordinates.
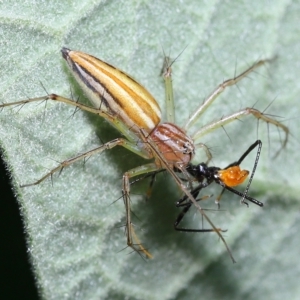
top-left (175, 192), bottom-right (223, 233)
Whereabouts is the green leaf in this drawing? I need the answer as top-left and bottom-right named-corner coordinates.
top-left (1, 1), bottom-right (300, 299)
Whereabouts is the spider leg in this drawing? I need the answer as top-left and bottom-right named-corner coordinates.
top-left (123, 163), bottom-right (160, 259)
top-left (192, 107), bottom-right (288, 157)
top-left (184, 59), bottom-right (273, 130)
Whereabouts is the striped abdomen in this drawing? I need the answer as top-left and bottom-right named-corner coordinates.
top-left (61, 48), bottom-right (161, 133)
